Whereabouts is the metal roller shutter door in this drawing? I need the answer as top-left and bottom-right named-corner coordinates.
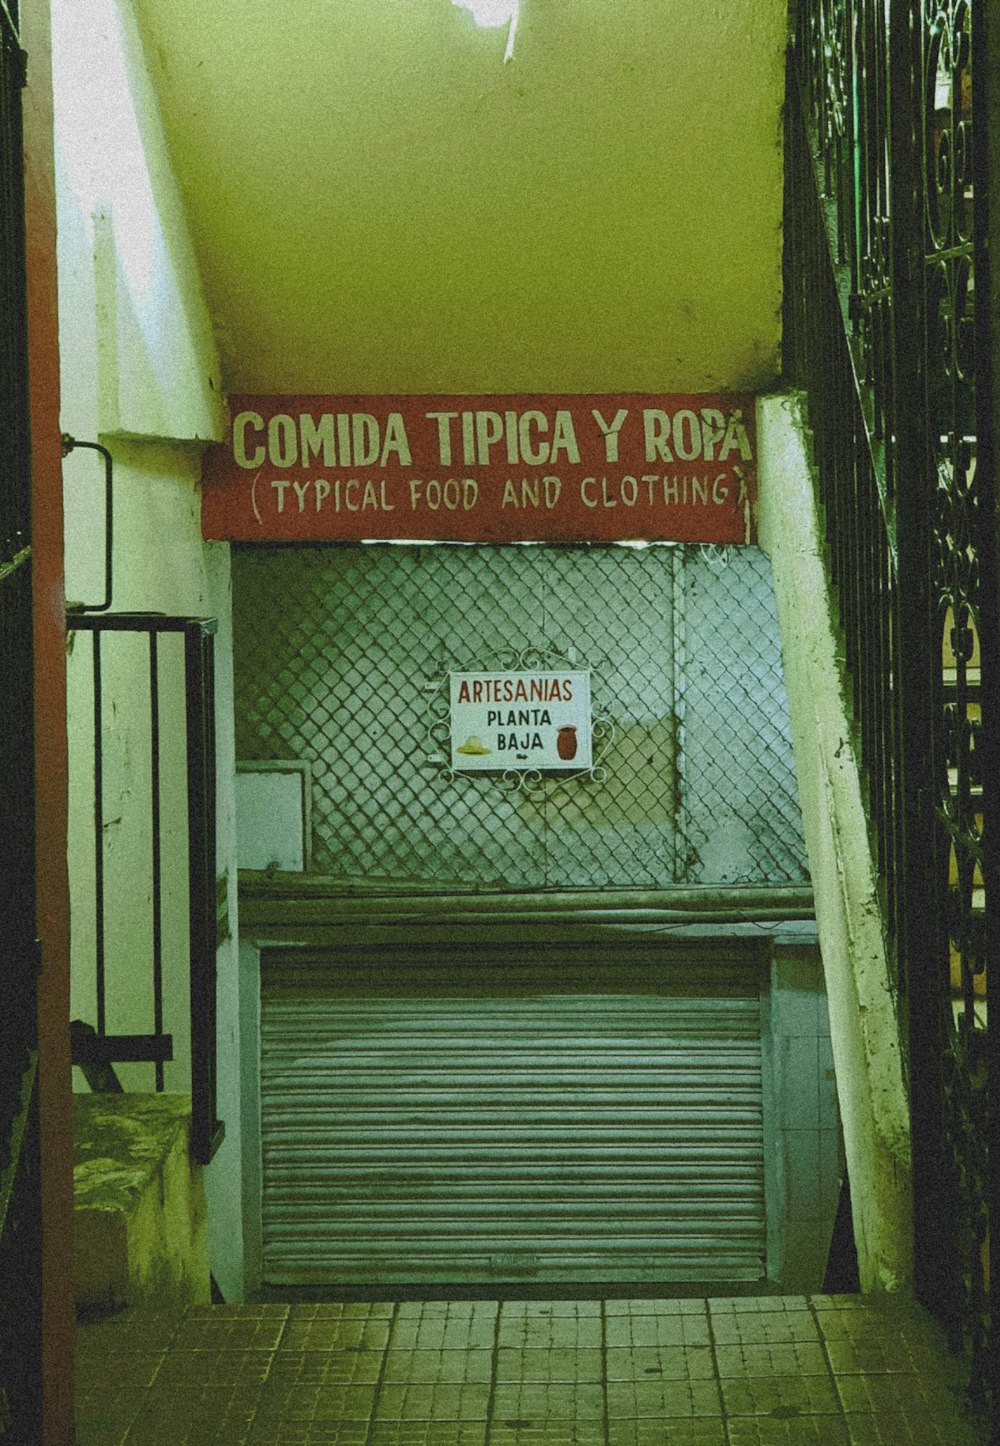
top-left (260, 945), bottom-right (766, 1286)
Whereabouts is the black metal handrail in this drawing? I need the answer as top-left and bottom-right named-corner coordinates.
top-left (68, 613), bottom-right (224, 1165)
top-left (783, 76), bottom-right (906, 954)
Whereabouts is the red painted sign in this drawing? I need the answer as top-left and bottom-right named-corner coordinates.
top-left (201, 393), bottom-right (757, 545)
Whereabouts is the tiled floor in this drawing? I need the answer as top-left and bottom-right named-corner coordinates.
top-left (74, 1295), bottom-right (987, 1445)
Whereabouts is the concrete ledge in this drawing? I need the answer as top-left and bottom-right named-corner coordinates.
top-left (757, 392), bottom-right (913, 1291)
top-left (73, 1093), bottom-right (210, 1311)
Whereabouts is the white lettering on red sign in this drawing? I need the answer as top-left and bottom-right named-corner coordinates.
top-left (203, 393), bottom-right (758, 545)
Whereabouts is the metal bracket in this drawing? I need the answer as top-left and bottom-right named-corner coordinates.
top-left (62, 435), bottom-right (114, 613)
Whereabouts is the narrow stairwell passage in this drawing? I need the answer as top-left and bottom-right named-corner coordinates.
top-left (74, 1295), bottom-right (986, 1444)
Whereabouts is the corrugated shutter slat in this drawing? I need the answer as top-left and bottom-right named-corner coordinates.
top-left (260, 947), bottom-right (766, 1286)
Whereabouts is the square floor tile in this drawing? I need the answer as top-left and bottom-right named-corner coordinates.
top-left (247, 1419), bottom-right (369, 1445)
top-left (606, 1377), bottom-right (722, 1420)
top-left (266, 1350), bottom-right (384, 1386)
top-left (501, 1301), bottom-right (603, 1318)
top-left (813, 1312), bottom-right (871, 1343)
top-left (834, 1371), bottom-right (957, 1419)
top-left (396, 1302), bottom-right (497, 1321)
top-left (489, 1423), bottom-right (606, 1445)
top-left (605, 1299), bottom-right (709, 1318)
top-left (187, 1303), bottom-right (289, 1319)
top-left (288, 1301), bottom-right (395, 1320)
top-left (605, 1346), bottom-right (715, 1383)
top-left (174, 1310), bottom-right (287, 1352)
top-left (726, 1418), bottom-right (850, 1445)
top-left (709, 1308), bottom-right (819, 1347)
top-left (710, 1297), bottom-right (810, 1313)
top-left (393, 1301), bottom-right (494, 1324)
top-left (843, 1411), bottom-right (987, 1445)
top-left (382, 1349), bottom-right (492, 1386)
top-left (153, 1346), bottom-right (273, 1387)
top-left (282, 1316), bottom-right (393, 1352)
top-left (495, 1347), bottom-right (603, 1383)
top-left (715, 1342), bottom-right (830, 1378)
top-left (823, 1336), bottom-right (915, 1375)
top-left (368, 1424), bottom-right (488, 1445)
top-left (814, 1309), bottom-right (900, 1347)
top-left (253, 1382), bottom-right (377, 1422)
top-left (606, 1315), bottom-right (711, 1349)
top-left (497, 1316), bottom-right (602, 1351)
top-left (72, 1298), bottom-right (988, 1446)
top-left (720, 1373), bottom-right (840, 1417)
top-left (608, 1423), bottom-right (727, 1446)
top-left (374, 1383), bottom-right (491, 1421)
top-left (391, 1315), bottom-right (496, 1351)
top-left (492, 1382), bottom-right (605, 1420)
top-left (123, 1384), bottom-right (257, 1445)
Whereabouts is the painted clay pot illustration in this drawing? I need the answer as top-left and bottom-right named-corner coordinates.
top-left (556, 725), bottom-right (578, 760)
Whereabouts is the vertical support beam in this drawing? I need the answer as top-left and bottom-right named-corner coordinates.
top-left (971, 0), bottom-right (999, 1426)
top-left (21, 0), bottom-right (74, 1433)
top-left (186, 620), bottom-right (223, 1165)
top-left (93, 628), bottom-right (105, 1036)
top-left (149, 630), bottom-right (164, 1091)
top-left (0, 22), bottom-right (42, 1438)
top-left (889, 0), bottom-right (954, 1326)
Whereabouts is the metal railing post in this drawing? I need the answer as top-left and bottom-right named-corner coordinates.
top-left (69, 613), bottom-right (223, 1160)
top-left (887, 0), bottom-right (955, 1329)
top-left (971, 0), bottom-right (1000, 1427)
top-left (185, 619), bottom-right (224, 1165)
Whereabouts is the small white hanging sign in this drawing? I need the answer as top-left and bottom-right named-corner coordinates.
top-left (449, 669), bottom-right (592, 772)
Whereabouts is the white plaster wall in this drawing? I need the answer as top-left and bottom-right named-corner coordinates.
top-left (757, 393), bottom-right (913, 1291)
top-left (52, 0), bottom-right (244, 1298)
top-left (763, 944), bottom-right (843, 1291)
top-left (134, 0), bottom-right (788, 396)
top-left (51, 0), bottom-right (223, 445)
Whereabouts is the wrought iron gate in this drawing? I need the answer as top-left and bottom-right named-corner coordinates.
top-left (0, 0), bottom-right (43, 1436)
top-left (785, 0), bottom-right (998, 1425)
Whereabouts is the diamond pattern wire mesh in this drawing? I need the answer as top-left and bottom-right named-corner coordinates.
top-left (232, 543), bottom-right (808, 890)
top-left (678, 547), bottom-right (810, 882)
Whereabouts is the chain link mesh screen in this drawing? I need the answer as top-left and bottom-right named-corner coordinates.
top-left (677, 548), bottom-right (811, 883)
top-left (233, 543), bottom-right (807, 890)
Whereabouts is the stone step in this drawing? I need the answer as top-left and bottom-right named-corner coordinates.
top-left (73, 1093), bottom-right (210, 1312)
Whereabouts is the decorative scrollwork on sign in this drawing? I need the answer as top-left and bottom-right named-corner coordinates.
top-left (423, 646), bottom-right (615, 796)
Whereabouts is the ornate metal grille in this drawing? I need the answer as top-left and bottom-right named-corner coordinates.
top-left (232, 543), bottom-right (807, 893)
top-left (786, 0), bottom-right (997, 1423)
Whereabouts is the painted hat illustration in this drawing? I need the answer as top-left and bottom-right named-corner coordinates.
top-left (457, 735), bottom-right (491, 755)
